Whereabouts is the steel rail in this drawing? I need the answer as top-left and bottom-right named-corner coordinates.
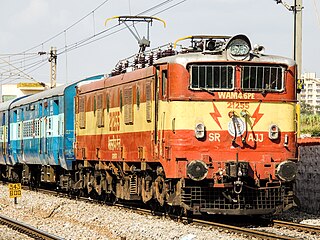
top-left (182, 218), bottom-right (296, 240)
top-left (107, 203), bottom-right (297, 240)
top-left (0, 182), bottom-right (306, 240)
top-left (273, 219), bottom-right (320, 235)
top-left (0, 214), bottom-right (64, 240)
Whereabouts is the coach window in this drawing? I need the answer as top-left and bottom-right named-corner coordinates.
top-left (13, 110), bottom-right (17, 123)
top-left (120, 90), bottom-right (123, 112)
top-left (162, 70), bottom-right (168, 97)
top-left (39, 103), bottom-right (43, 116)
top-left (146, 82), bottom-right (152, 122)
top-left (93, 95), bottom-right (97, 116)
top-left (124, 87), bottom-right (133, 125)
top-left (79, 96), bottom-right (86, 129)
top-left (53, 100), bottom-right (59, 115)
top-left (20, 108), bottom-right (24, 121)
top-left (136, 86), bottom-right (140, 110)
top-left (106, 93), bottom-right (110, 113)
top-left (97, 94), bottom-right (104, 128)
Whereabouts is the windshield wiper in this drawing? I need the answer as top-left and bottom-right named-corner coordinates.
top-left (199, 87), bottom-right (215, 96)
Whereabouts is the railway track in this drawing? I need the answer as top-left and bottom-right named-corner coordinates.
top-left (273, 219), bottom-right (320, 235)
top-left (0, 214), bottom-right (63, 240)
top-left (2, 182), bottom-right (319, 240)
top-left (188, 218), bottom-right (295, 240)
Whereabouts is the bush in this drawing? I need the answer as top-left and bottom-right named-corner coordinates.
top-left (300, 114), bottom-right (320, 136)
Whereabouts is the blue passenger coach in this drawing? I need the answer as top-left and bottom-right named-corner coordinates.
top-left (0, 97), bottom-right (27, 169)
top-left (0, 75), bottom-right (103, 185)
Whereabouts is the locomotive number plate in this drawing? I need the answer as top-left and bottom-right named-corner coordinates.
top-left (227, 102), bottom-right (249, 110)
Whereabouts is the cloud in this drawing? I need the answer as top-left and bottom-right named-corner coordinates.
top-left (11, 0), bottom-right (49, 27)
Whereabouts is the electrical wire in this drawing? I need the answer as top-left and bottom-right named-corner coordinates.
top-left (0, 0), bottom-right (111, 84)
top-left (57, 0), bottom-right (187, 55)
top-left (22, 0), bottom-right (111, 53)
top-left (1, 0), bottom-right (188, 85)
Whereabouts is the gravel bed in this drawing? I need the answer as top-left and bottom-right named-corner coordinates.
top-left (252, 208), bottom-right (320, 240)
top-left (1, 184), bottom-right (320, 240)
top-left (0, 185), bottom-right (248, 240)
top-left (0, 225), bottom-right (33, 240)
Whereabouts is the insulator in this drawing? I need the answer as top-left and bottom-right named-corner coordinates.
top-left (133, 54), bottom-right (139, 69)
top-left (116, 63), bottom-right (122, 74)
top-left (162, 45), bottom-right (175, 57)
top-left (148, 52), bottom-right (154, 66)
top-left (123, 60), bottom-right (129, 69)
top-left (138, 53), bottom-right (146, 68)
top-left (134, 55), bottom-right (139, 65)
top-left (153, 52), bottom-right (157, 63)
top-left (156, 48), bottom-right (162, 59)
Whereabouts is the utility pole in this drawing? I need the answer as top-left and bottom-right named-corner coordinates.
top-left (274, 0), bottom-right (303, 86)
top-left (49, 47), bottom-right (57, 88)
top-left (294, 0), bottom-right (303, 85)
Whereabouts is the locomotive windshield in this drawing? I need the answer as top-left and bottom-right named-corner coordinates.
top-left (241, 65), bottom-right (284, 92)
top-left (190, 64), bottom-right (234, 90)
top-left (189, 64), bottom-right (285, 92)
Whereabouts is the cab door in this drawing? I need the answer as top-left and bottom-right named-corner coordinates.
top-left (154, 64), bottom-right (168, 161)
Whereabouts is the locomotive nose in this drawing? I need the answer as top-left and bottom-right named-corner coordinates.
top-left (187, 160), bottom-right (208, 181)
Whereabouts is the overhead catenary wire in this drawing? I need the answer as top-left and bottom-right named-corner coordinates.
top-left (1, 0), bottom-right (188, 85)
top-left (0, 0), bottom-right (111, 84)
top-left (22, 0), bottom-right (111, 53)
top-left (56, 0), bottom-right (187, 56)
top-left (0, 58), bottom-right (43, 83)
top-left (0, 60), bottom-right (48, 85)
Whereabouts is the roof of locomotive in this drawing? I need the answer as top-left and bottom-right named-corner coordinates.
top-left (153, 34), bottom-right (295, 67)
top-left (10, 74), bottom-right (104, 109)
top-left (154, 52), bottom-right (296, 68)
top-left (77, 67), bottom-right (154, 94)
top-left (101, 34), bottom-right (296, 79)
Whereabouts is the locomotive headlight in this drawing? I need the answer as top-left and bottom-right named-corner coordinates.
top-left (230, 41), bottom-right (250, 56)
top-left (187, 160), bottom-right (208, 181)
top-left (226, 35), bottom-right (251, 60)
top-left (269, 124), bottom-right (279, 140)
top-left (276, 161), bottom-right (297, 182)
top-left (195, 123), bottom-right (205, 139)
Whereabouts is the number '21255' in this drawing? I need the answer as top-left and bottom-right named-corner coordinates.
top-left (227, 102), bottom-right (249, 109)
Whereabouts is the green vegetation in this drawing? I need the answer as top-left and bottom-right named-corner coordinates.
top-left (300, 102), bottom-right (320, 136)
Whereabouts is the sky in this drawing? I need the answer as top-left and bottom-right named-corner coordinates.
top-left (0, 0), bottom-right (319, 85)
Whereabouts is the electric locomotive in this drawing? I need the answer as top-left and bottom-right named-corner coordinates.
top-left (74, 34), bottom-right (298, 215)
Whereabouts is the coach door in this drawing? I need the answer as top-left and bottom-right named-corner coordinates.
top-left (154, 64), bottom-right (168, 160)
top-left (40, 102), bottom-right (48, 159)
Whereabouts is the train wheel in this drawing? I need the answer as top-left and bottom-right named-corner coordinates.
top-left (166, 203), bottom-right (184, 217)
top-left (154, 176), bottom-right (167, 206)
top-left (149, 199), bottom-right (161, 215)
top-left (141, 176), bottom-right (153, 203)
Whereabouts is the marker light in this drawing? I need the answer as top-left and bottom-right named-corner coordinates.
top-left (269, 124), bottom-right (279, 140)
top-left (195, 123), bottom-right (205, 139)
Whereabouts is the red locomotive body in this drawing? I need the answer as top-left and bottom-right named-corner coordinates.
top-left (75, 35), bottom-right (298, 215)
